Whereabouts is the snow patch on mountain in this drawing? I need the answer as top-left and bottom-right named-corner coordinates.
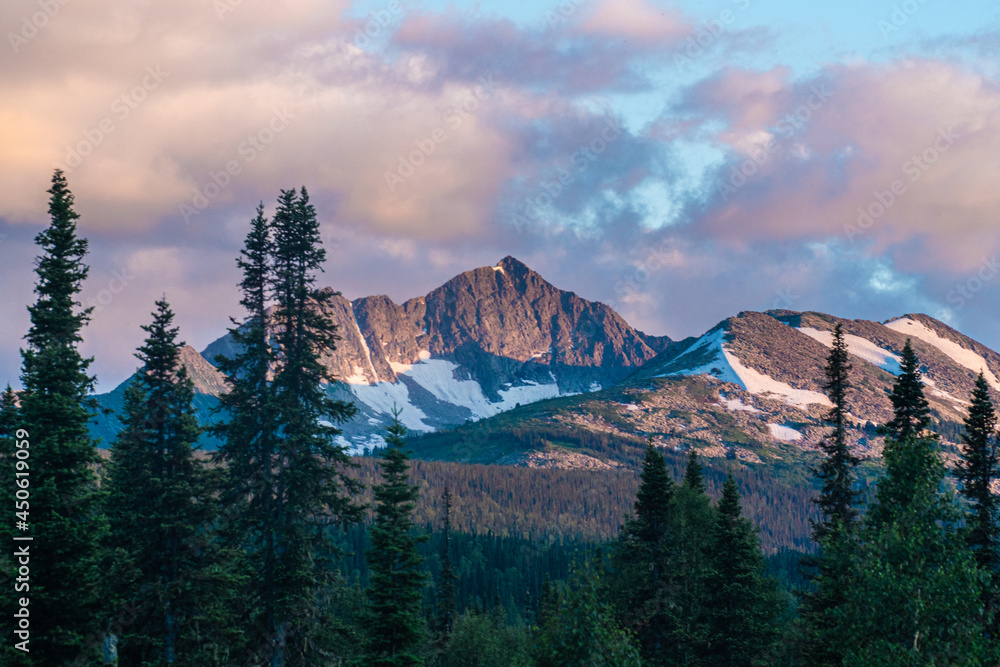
top-left (885, 318), bottom-right (1000, 390)
top-left (351, 354), bottom-right (562, 427)
top-left (664, 328), bottom-right (832, 408)
top-left (797, 327), bottom-right (902, 375)
top-left (767, 424), bottom-right (802, 441)
top-left (348, 380), bottom-right (434, 431)
top-left (720, 394), bottom-right (761, 413)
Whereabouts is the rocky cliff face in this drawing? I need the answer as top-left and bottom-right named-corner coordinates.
top-left (94, 256), bottom-right (670, 449)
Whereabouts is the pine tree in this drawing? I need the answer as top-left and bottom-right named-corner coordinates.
top-left (799, 322), bottom-right (860, 665)
top-left (103, 298), bottom-right (245, 665)
top-left (813, 323), bottom-right (859, 534)
top-left (435, 487), bottom-right (459, 638)
top-left (367, 410), bottom-right (429, 666)
top-left (682, 447), bottom-right (705, 493)
top-left (668, 448), bottom-right (714, 663)
top-left (957, 371), bottom-right (1000, 637)
top-left (6, 171), bottom-right (105, 665)
top-left (214, 192), bottom-right (363, 665)
top-left (884, 338), bottom-right (930, 443)
top-left (533, 560), bottom-right (642, 667)
top-left (701, 473), bottom-right (782, 666)
top-left (834, 345), bottom-right (990, 662)
top-left (609, 439), bottom-right (674, 665)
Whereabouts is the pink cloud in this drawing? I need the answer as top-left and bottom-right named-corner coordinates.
top-left (687, 60), bottom-right (1000, 274)
top-left (577, 0), bottom-right (689, 44)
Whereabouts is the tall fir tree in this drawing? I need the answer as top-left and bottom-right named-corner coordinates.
top-left (870, 338), bottom-right (937, 525)
top-left (103, 298), bottom-right (245, 665)
top-left (435, 487), bottom-right (459, 638)
top-left (813, 322), bottom-right (859, 534)
top-left (667, 448), bottom-right (715, 664)
top-left (884, 339), bottom-right (931, 442)
top-left (210, 202), bottom-right (281, 662)
top-left (6, 171), bottom-right (105, 665)
top-left (533, 560), bottom-right (642, 667)
top-left (957, 371), bottom-right (1000, 637)
top-left (799, 322), bottom-right (860, 665)
top-left (367, 411), bottom-right (429, 666)
top-left (834, 345), bottom-right (989, 663)
top-left (609, 439), bottom-right (674, 665)
top-left (701, 473), bottom-right (782, 666)
top-left (213, 191), bottom-right (363, 665)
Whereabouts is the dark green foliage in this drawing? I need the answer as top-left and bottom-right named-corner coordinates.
top-left (6, 171), bottom-right (105, 665)
top-left (700, 474), bottom-right (783, 666)
top-left (533, 561), bottom-right (642, 667)
top-left (438, 608), bottom-right (530, 667)
top-left (610, 441), bottom-right (674, 664)
top-left (667, 450), bottom-right (715, 664)
top-left (812, 323), bottom-right (859, 535)
top-left (683, 447), bottom-right (705, 493)
top-left (367, 412), bottom-right (429, 666)
top-left (957, 371), bottom-right (1000, 637)
top-left (212, 191), bottom-right (363, 665)
top-left (799, 323), bottom-right (860, 665)
top-left (883, 339), bottom-right (931, 443)
top-left (833, 346), bottom-right (990, 663)
top-left (103, 299), bottom-right (245, 665)
top-left (434, 487), bottom-right (459, 638)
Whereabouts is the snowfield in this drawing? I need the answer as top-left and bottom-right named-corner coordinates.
top-left (797, 327), bottom-right (902, 375)
top-left (663, 328), bottom-right (832, 408)
top-left (767, 423), bottom-right (802, 441)
top-left (346, 353), bottom-right (563, 430)
top-left (885, 318), bottom-right (1000, 390)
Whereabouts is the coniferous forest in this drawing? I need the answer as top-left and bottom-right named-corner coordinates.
top-left (2, 171), bottom-right (1000, 665)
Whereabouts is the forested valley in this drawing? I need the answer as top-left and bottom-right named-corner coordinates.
top-left (1, 172), bottom-right (998, 666)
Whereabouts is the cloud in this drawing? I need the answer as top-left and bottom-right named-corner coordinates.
top-left (675, 60), bottom-right (1000, 275)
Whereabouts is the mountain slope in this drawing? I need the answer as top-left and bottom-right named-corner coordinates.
top-left (408, 309), bottom-right (1000, 475)
top-left (91, 256), bottom-right (669, 449)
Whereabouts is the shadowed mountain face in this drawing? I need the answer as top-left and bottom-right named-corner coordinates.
top-left (91, 257), bottom-right (1000, 468)
top-left (92, 256), bottom-right (670, 449)
top-left (429, 308), bottom-right (1000, 475)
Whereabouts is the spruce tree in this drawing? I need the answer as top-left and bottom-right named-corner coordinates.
top-left (884, 338), bottom-right (930, 443)
top-left (8, 171), bottom-right (104, 664)
top-left (435, 487), bottom-right (459, 638)
top-left (367, 411), bottom-right (428, 666)
top-left (957, 371), bottom-right (1000, 637)
top-left (668, 449), bottom-right (714, 663)
top-left (103, 298), bottom-right (244, 665)
top-left (533, 560), bottom-right (642, 667)
top-left (214, 192), bottom-right (363, 665)
top-left (834, 346), bottom-right (989, 662)
top-left (609, 439), bottom-right (674, 665)
top-left (813, 323), bottom-right (859, 534)
top-left (799, 322), bottom-right (859, 665)
top-left (701, 473), bottom-right (782, 666)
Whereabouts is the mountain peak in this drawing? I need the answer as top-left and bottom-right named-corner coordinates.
top-left (496, 255), bottom-right (532, 274)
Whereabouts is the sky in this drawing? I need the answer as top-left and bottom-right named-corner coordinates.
top-left (2, 0), bottom-right (1000, 392)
